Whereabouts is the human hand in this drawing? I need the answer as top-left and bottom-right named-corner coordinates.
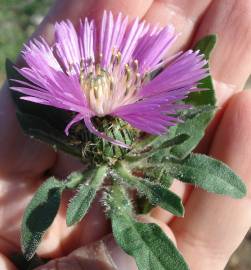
top-left (0, 1), bottom-right (251, 269)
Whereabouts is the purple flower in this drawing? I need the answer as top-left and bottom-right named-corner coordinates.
top-left (12, 11), bottom-right (207, 148)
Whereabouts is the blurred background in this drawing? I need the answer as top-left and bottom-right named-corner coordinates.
top-left (0, 0), bottom-right (51, 81)
top-left (0, 0), bottom-right (250, 269)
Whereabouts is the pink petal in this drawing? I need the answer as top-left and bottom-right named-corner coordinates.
top-left (65, 113), bottom-right (85, 135)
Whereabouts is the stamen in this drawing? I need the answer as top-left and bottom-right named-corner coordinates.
top-left (79, 49), bottom-right (145, 116)
top-left (125, 64), bottom-right (131, 82)
top-left (80, 72), bottom-right (85, 87)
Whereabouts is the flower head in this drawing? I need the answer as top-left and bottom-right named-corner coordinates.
top-left (12, 11), bottom-right (208, 148)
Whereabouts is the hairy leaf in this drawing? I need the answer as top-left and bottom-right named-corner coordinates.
top-left (17, 112), bottom-right (82, 157)
top-left (144, 166), bottom-right (174, 188)
top-left (129, 133), bottom-right (190, 162)
top-left (107, 185), bottom-right (189, 270)
top-left (66, 166), bottom-right (107, 226)
top-left (21, 178), bottom-right (65, 260)
top-left (6, 59), bottom-right (84, 158)
top-left (6, 59), bottom-right (71, 130)
top-left (114, 162), bottom-right (184, 216)
top-left (114, 221), bottom-right (189, 270)
top-left (166, 154), bottom-right (246, 198)
top-left (169, 106), bottom-right (215, 159)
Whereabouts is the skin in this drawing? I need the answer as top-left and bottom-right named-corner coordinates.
top-left (0, 0), bottom-right (251, 269)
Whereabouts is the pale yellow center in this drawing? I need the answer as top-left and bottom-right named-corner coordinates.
top-left (79, 51), bottom-right (149, 116)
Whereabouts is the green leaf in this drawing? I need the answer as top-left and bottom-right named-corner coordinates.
top-left (169, 106), bottom-right (215, 159)
top-left (136, 107), bottom-right (214, 163)
top-left (66, 166), bottom-right (107, 226)
top-left (17, 112), bottom-right (82, 158)
top-left (187, 77), bottom-right (216, 107)
top-left (128, 133), bottom-right (190, 162)
top-left (107, 185), bottom-right (189, 270)
top-left (6, 59), bottom-right (72, 130)
top-left (135, 196), bottom-right (155, 215)
top-left (114, 162), bottom-right (184, 216)
top-left (6, 59), bottom-right (86, 159)
top-left (160, 134), bottom-right (190, 149)
top-left (144, 166), bottom-right (174, 189)
top-left (114, 221), bottom-right (189, 270)
top-left (186, 35), bottom-right (217, 106)
top-left (21, 178), bottom-right (65, 260)
top-left (194, 35), bottom-right (217, 59)
top-left (166, 153), bottom-right (246, 198)
top-left (131, 108), bottom-right (215, 163)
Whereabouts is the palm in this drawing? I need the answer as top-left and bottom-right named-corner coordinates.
top-left (0, 1), bottom-right (251, 269)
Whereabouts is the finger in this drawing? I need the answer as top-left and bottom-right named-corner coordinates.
top-left (193, 0), bottom-right (251, 103)
top-left (143, 0), bottom-right (213, 53)
top-left (194, 0), bottom-right (251, 153)
top-left (170, 90), bottom-right (251, 270)
top-left (0, 254), bottom-right (17, 270)
top-left (35, 236), bottom-right (136, 270)
top-left (85, 0), bottom-right (153, 19)
top-left (32, 0), bottom-right (153, 44)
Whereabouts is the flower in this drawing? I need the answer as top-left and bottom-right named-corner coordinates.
top-left (12, 11), bottom-right (208, 148)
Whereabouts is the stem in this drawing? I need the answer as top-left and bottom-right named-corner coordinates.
top-left (107, 183), bottom-right (133, 217)
top-left (114, 162), bottom-right (155, 214)
top-left (114, 161), bottom-right (138, 184)
top-left (91, 165), bottom-right (108, 187)
top-left (65, 168), bottom-right (94, 189)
